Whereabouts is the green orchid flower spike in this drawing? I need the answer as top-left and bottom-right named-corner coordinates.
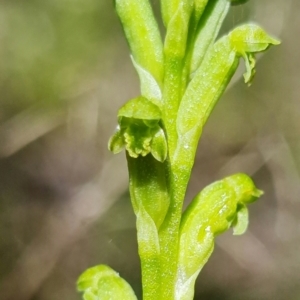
top-left (78, 1), bottom-right (280, 299)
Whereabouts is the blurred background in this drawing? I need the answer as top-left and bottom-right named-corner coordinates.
top-left (0, 0), bottom-right (299, 299)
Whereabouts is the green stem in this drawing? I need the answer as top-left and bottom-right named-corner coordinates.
top-left (158, 163), bottom-right (192, 300)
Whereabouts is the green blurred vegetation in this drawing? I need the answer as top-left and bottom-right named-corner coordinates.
top-left (1, 0), bottom-right (109, 111)
top-left (0, 1), bottom-right (299, 300)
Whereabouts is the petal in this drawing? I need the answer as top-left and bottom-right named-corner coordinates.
top-left (108, 126), bottom-right (125, 154)
top-left (150, 127), bottom-right (168, 162)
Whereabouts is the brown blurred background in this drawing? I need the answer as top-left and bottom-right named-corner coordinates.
top-left (0, 0), bottom-right (299, 299)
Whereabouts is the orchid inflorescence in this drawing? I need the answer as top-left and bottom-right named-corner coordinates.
top-left (77, 1), bottom-right (279, 299)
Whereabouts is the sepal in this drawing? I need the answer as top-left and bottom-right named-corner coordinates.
top-left (108, 125), bottom-right (125, 154)
top-left (151, 127), bottom-right (168, 162)
top-left (77, 265), bottom-right (137, 300)
top-left (232, 204), bottom-right (249, 235)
